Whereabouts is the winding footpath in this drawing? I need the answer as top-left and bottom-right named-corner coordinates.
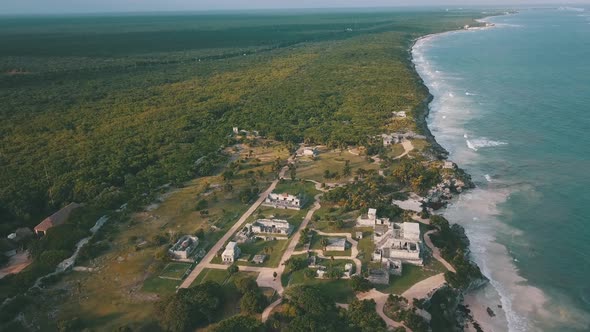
top-left (357, 289), bottom-right (412, 331)
top-left (393, 139), bottom-right (414, 160)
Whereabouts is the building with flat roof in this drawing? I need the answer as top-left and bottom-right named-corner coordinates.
top-left (250, 219), bottom-right (293, 236)
top-left (169, 235), bottom-right (199, 261)
top-left (263, 192), bottom-right (302, 210)
top-left (222, 242), bottom-right (241, 263)
top-left (356, 208), bottom-right (390, 227)
top-left (373, 222), bottom-right (422, 266)
top-left (325, 237), bottom-right (347, 252)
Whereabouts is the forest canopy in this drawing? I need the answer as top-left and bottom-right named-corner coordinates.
top-left (0, 10), bottom-right (482, 234)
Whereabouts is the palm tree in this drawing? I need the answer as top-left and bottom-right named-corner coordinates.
top-left (320, 238), bottom-right (329, 251)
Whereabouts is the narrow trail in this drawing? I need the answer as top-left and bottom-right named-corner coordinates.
top-left (357, 289), bottom-right (412, 331)
top-left (402, 272), bottom-right (446, 301)
top-left (424, 229), bottom-right (456, 273)
top-left (310, 230), bottom-right (362, 276)
top-left (393, 139), bottom-right (414, 160)
top-left (259, 192), bottom-right (323, 321)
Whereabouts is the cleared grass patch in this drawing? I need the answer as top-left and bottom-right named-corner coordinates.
top-left (159, 262), bottom-right (192, 280)
top-left (236, 239), bottom-right (288, 268)
top-left (375, 259), bottom-right (446, 294)
top-left (142, 276), bottom-right (179, 294)
top-left (287, 268), bottom-right (355, 303)
top-left (296, 150), bottom-right (379, 184)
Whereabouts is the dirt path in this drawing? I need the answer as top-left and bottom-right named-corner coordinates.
top-left (393, 139), bottom-right (414, 160)
top-left (424, 230), bottom-right (456, 273)
top-left (311, 230), bottom-right (362, 276)
top-left (357, 289), bottom-right (412, 331)
top-left (0, 251), bottom-right (32, 279)
top-left (401, 272), bottom-right (446, 301)
top-left (179, 158), bottom-right (293, 289)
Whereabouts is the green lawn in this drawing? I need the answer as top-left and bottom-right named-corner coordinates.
top-left (142, 276), bottom-right (180, 295)
top-left (296, 150), bottom-right (380, 184)
top-left (193, 268), bottom-right (230, 285)
top-left (357, 233), bottom-right (376, 270)
top-left (273, 180), bottom-right (319, 208)
top-left (375, 259), bottom-right (446, 294)
top-left (160, 262), bottom-right (192, 280)
top-left (249, 206), bottom-right (308, 230)
top-left (236, 239), bottom-right (288, 268)
top-left (310, 235), bottom-right (352, 256)
top-left (287, 269), bottom-right (355, 303)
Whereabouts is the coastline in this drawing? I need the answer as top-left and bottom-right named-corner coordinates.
top-left (409, 13), bottom-right (509, 331)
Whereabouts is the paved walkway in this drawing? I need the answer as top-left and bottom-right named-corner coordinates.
top-left (179, 159), bottom-right (292, 289)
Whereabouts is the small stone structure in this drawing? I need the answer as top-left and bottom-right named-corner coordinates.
top-left (442, 161), bottom-right (457, 169)
top-left (382, 258), bottom-right (403, 276)
top-left (325, 237), bottom-right (347, 252)
top-left (367, 268), bottom-right (390, 285)
top-left (356, 208), bottom-right (390, 227)
top-left (222, 242), bottom-right (240, 263)
top-left (373, 222), bottom-right (423, 266)
top-left (169, 235), bottom-right (199, 261)
top-left (250, 219), bottom-right (293, 236)
top-left (263, 192), bottom-right (302, 210)
top-left (298, 146), bottom-right (318, 157)
top-left (252, 254), bottom-right (266, 264)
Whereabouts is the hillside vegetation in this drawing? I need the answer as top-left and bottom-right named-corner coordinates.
top-left (0, 11), bottom-right (481, 232)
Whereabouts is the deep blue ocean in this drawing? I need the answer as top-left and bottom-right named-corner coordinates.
top-left (413, 7), bottom-right (590, 332)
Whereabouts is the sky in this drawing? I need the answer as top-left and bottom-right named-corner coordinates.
top-left (1, 0), bottom-right (589, 14)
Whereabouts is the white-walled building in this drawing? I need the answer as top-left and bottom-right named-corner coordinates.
top-left (325, 237), bottom-right (347, 252)
top-left (250, 219), bottom-right (293, 236)
top-left (356, 208), bottom-right (390, 227)
top-left (373, 222), bottom-right (422, 266)
top-left (263, 192), bottom-right (301, 210)
top-left (169, 235), bottom-right (199, 261)
top-left (222, 242), bottom-right (240, 263)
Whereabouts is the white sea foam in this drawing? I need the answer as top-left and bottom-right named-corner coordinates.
top-left (413, 20), bottom-right (539, 332)
top-left (559, 6), bottom-right (585, 12)
top-left (412, 11), bottom-right (590, 332)
top-left (468, 138), bottom-right (508, 149)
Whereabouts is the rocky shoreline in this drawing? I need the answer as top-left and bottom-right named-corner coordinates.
top-left (407, 19), bottom-right (496, 331)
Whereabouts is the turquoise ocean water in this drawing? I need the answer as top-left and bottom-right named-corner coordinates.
top-left (413, 7), bottom-right (590, 331)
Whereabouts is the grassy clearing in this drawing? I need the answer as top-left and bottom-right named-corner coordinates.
top-left (39, 142), bottom-right (286, 330)
top-left (389, 143), bottom-right (406, 158)
top-left (159, 262), bottom-right (192, 280)
top-left (356, 232), bottom-right (376, 271)
top-left (296, 149), bottom-right (380, 184)
top-left (309, 235), bottom-right (352, 257)
top-left (235, 239), bottom-right (288, 268)
top-left (375, 259), bottom-right (446, 294)
top-left (193, 268), bottom-right (228, 285)
top-left (272, 180), bottom-right (319, 208)
top-left (142, 276), bottom-right (180, 294)
top-left (287, 267), bottom-right (355, 303)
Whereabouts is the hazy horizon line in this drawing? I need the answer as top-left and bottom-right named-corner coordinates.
top-left (0, 2), bottom-right (578, 17)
